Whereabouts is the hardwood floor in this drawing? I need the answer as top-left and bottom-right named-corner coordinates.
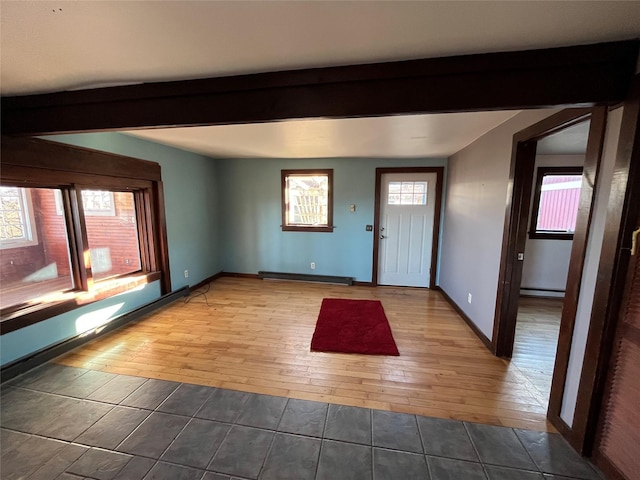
top-left (56, 277), bottom-right (557, 432)
top-left (513, 296), bottom-right (562, 407)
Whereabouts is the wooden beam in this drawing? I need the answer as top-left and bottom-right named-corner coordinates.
top-left (2, 41), bottom-right (637, 136)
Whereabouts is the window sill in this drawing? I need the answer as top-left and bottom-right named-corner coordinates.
top-left (282, 225), bottom-right (335, 233)
top-left (528, 232), bottom-right (575, 240)
top-left (0, 271), bottom-right (161, 335)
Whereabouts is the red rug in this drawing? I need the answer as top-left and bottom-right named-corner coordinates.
top-left (310, 298), bottom-right (399, 356)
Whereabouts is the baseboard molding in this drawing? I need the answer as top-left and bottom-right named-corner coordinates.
top-left (353, 281), bottom-right (374, 287)
top-left (520, 287), bottom-right (565, 299)
top-left (221, 272), bottom-right (260, 280)
top-left (258, 271), bottom-right (353, 286)
top-left (1, 286), bottom-right (189, 383)
top-left (592, 453), bottom-right (626, 480)
top-left (189, 271), bottom-right (225, 291)
top-left (437, 286), bottom-right (495, 353)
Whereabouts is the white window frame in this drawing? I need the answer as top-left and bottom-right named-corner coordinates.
top-left (0, 187), bottom-right (39, 250)
top-left (54, 189), bottom-right (116, 216)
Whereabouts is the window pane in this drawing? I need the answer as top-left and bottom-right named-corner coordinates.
top-left (286, 175), bottom-right (329, 226)
top-left (0, 187), bottom-right (74, 309)
top-left (388, 181), bottom-right (427, 205)
top-left (83, 190), bottom-right (141, 280)
top-left (536, 174), bottom-right (582, 232)
top-left (82, 190), bottom-right (115, 216)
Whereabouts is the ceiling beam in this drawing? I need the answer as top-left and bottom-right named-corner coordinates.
top-left (2, 40), bottom-right (638, 136)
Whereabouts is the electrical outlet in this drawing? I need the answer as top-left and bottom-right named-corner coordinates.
top-left (467, 293), bottom-right (472, 304)
top-left (310, 262), bottom-right (316, 270)
top-left (184, 269), bottom-right (189, 278)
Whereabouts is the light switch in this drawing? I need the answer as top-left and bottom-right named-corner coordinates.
top-left (349, 204), bottom-right (356, 212)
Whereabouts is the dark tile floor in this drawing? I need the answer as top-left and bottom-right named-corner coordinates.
top-left (1, 362), bottom-right (603, 480)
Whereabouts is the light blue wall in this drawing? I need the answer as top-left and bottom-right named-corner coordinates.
top-left (219, 157), bottom-right (446, 282)
top-left (1, 282), bottom-right (161, 365)
top-left (1, 133), bottom-right (222, 366)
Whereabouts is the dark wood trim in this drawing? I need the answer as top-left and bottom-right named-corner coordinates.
top-left (514, 109), bottom-right (593, 143)
top-left (258, 271), bottom-right (353, 286)
top-left (546, 409), bottom-right (574, 442)
top-left (0, 286), bottom-right (189, 383)
top-left (2, 41), bottom-right (637, 135)
top-left (437, 286), bottom-right (494, 352)
top-left (71, 184), bottom-right (93, 291)
top-left (221, 272), bottom-right (261, 280)
top-left (0, 272), bottom-right (162, 335)
top-left (353, 281), bottom-right (375, 287)
top-left (528, 166), bottom-right (584, 240)
top-left (583, 78), bottom-right (640, 458)
top-left (372, 167), bottom-right (444, 288)
top-left (493, 139), bottom-right (539, 357)
top-left (493, 108), bottom-right (595, 358)
top-left (281, 169), bottom-right (334, 232)
top-left (62, 189), bottom-right (83, 293)
top-left (0, 138), bottom-right (172, 329)
top-left (1, 136), bottom-right (161, 181)
top-left (154, 180), bottom-right (171, 295)
top-left (547, 107), bottom-right (608, 448)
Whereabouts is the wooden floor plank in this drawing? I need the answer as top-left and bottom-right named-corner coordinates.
top-left (55, 277), bottom-right (558, 432)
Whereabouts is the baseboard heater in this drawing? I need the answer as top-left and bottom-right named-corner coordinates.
top-left (0, 286), bottom-right (189, 383)
top-left (258, 271), bottom-right (353, 286)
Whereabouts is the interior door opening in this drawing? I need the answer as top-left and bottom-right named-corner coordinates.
top-left (511, 121), bottom-right (589, 406)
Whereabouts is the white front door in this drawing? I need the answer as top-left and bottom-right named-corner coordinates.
top-left (378, 172), bottom-right (436, 287)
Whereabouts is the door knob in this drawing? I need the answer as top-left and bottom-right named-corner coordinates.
top-left (380, 235), bottom-right (386, 239)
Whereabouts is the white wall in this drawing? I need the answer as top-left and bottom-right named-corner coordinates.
top-left (560, 107), bottom-right (623, 426)
top-left (439, 108), bottom-right (559, 340)
top-left (521, 155), bottom-right (585, 297)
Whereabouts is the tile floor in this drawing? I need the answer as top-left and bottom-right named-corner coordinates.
top-left (1, 363), bottom-right (603, 480)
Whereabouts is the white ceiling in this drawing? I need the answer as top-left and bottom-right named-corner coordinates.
top-left (126, 111), bottom-right (521, 159)
top-left (537, 120), bottom-right (590, 156)
top-left (2, 1), bottom-right (638, 158)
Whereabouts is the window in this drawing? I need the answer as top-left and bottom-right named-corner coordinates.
top-left (1, 187), bottom-right (75, 308)
top-left (529, 166), bottom-right (583, 239)
top-left (0, 186), bottom-right (38, 249)
top-left (82, 190), bottom-right (142, 281)
top-left (55, 190), bottom-right (116, 216)
top-left (281, 169), bottom-right (333, 232)
top-left (1, 136), bottom-right (170, 335)
top-left (388, 181), bottom-right (428, 205)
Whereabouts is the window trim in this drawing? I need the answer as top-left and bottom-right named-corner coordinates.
top-left (281, 169), bottom-right (334, 233)
top-left (0, 136), bottom-right (171, 335)
top-left (0, 186), bottom-right (39, 249)
top-left (529, 166), bottom-right (583, 240)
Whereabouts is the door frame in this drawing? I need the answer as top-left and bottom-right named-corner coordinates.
top-left (372, 167), bottom-right (444, 288)
top-left (492, 105), bottom-right (622, 451)
top-left (493, 107), bottom-right (601, 357)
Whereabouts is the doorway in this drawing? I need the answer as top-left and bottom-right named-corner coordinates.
top-left (377, 172), bottom-right (437, 287)
top-left (511, 120), bottom-right (590, 405)
top-left (372, 167), bottom-right (443, 288)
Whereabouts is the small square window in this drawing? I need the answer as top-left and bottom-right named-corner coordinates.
top-left (282, 170), bottom-right (333, 232)
top-left (529, 167), bottom-right (583, 240)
